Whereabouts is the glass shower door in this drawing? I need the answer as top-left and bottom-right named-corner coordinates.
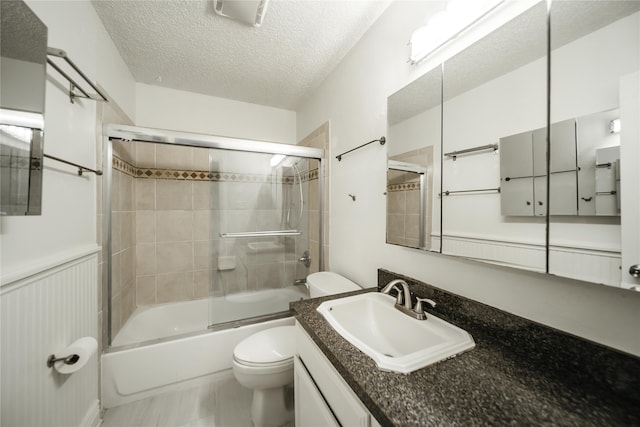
top-left (206, 149), bottom-right (321, 328)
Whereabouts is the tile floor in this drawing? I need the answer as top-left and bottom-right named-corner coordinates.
top-left (101, 370), bottom-right (253, 427)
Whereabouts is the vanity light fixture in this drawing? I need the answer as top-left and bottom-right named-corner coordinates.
top-left (409, 0), bottom-right (504, 64)
top-left (213, 0), bottom-right (270, 27)
top-left (609, 119), bottom-right (621, 134)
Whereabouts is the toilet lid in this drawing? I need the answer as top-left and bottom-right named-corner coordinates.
top-left (234, 326), bottom-right (295, 365)
top-left (307, 272), bottom-right (360, 294)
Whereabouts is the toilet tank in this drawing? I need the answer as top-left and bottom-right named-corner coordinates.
top-left (307, 272), bottom-right (360, 298)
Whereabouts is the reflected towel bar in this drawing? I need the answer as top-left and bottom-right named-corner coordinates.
top-left (44, 153), bottom-right (103, 176)
top-left (220, 230), bottom-right (301, 238)
top-left (47, 47), bottom-right (109, 104)
top-left (336, 136), bottom-right (385, 161)
top-left (440, 188), bottom-right (500, 196)
top-left (445, 144), bottom-right (498, 160)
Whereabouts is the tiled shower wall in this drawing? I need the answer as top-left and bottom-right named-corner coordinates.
top-left (110, 141), bottom-right (137, 338)
top-left (110, 142), bottom-right (318, 312)
top-left (298, 122), bottom-right (330, 271)
top-left (106, 126), bottom-right (329, 340)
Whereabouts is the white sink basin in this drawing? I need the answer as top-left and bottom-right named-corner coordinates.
top-left (316, 292), bottom-right (475, 374)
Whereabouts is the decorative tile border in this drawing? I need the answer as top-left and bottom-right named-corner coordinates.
top-left (387, 182), bottom-right (420, 192)
top-left (112, 156), bottom-right (137, 178)
top-left (113, 155), bottom-right (319, 183)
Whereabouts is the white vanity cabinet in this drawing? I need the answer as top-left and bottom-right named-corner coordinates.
top-left (294, 322), bottom-right (381, 427)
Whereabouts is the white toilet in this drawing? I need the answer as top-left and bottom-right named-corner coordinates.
top-left (232, 272), bottom-right (360, 427)
top-left (306, 271), bottom-right (360, 298)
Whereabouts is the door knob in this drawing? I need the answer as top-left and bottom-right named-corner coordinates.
top-left (629, 265), bottom-right (640, 278)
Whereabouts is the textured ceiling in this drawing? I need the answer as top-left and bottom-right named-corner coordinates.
top-left (91, 0), bottom-right (392, 110)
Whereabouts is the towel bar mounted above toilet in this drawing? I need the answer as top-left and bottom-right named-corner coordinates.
top-left (336, 136), bottom-right (386, 161)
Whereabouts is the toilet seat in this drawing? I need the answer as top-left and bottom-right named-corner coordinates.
top-left (233, 356), bottom-right (292, 369)
top-left (233, 325), bottom-right (295, 367)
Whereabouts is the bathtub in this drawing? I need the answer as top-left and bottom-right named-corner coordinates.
top-left (102, 286), bottom-right (306, 408)
top-left (111, 286), bottom-right (307, 347)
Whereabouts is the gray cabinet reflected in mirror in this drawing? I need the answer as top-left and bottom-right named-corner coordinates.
top-left (0, 0), bottom-right (48, 216)
top-left (386, 67), bottom-right (442, 252)
top-left (386, 0), bottom-right (640, 291)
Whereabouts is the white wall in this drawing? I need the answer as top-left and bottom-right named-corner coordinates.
top-left (136, 83), bottom-right (297, 144)
top-left (1, 0), bottom-right (136, 281)
top-left (297, 0), bottom-right (640, 357)
top-left (0, 1), bottom-right (136, 426)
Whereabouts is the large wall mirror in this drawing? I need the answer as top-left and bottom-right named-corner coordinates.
top-left (386, 0), bottom-right (640, 291)
top-left (0, 0), bottom-right (48, 216)
top-left (548, 1), bottom-right (639, 289)
top-left (387, 67), bottom-right (442, 252)
top-left (441, 1), bottom-right (548, 272)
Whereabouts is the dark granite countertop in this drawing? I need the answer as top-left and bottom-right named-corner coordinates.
top-left (290, 269), bottom-right (640, 426)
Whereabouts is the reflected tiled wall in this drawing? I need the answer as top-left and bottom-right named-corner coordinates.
top-left (387, 147), bottom-right (434, 249)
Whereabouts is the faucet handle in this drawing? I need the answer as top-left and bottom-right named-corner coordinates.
top-left (413, 297), bottom-right (436, 314)
top-left (393, 289), bottom-right (404, 306)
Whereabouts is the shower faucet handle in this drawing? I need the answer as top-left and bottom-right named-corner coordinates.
top-left (298, 251), bottom-right (311, 268)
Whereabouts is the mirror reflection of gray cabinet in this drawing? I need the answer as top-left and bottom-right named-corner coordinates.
top-left (549, 119), bottom-right (577, 215)
top-left (500, 115), bottom-right (619, 216)
top-left (577, 109), bottom-right (621, 216)
top-left (500, 131), bottom-right (535, 216)
top-left (499, 128), bottom-right (549, 217)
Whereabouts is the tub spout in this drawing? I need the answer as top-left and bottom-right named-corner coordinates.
top-left (294, 278), bottom-right (308, 289)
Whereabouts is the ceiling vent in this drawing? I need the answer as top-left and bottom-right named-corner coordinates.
top-left (213, 0), bottom-right (270, 27)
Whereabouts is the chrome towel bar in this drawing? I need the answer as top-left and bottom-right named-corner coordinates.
top-left (220, 230), bottom-right (301, 238)
top-left (44, 153), bottom-right (103, 176)
top-left (47, 47), bottom-right (108, 104)
top-left (445, 144), bottom-right (498, 160)
top-left (336, 136), bottom-right (385, 161)
top-left (440, 187), bottom-right (500, 196)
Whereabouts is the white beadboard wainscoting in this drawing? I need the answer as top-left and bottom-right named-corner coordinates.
top-left (441, 233), bottom-right (547, 272)
top-left (548, 245), bottom-right (622, 287)
top-left (440, 234), bottom-right (620, 286)
top-left (1, 249), bottom-right (100, 427)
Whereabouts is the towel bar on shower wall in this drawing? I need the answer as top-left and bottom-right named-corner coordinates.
top-left (220, 230), bottom-right (301, 238)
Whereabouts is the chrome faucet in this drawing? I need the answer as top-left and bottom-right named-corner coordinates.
top-left (381, 279), bottom-right (436, 320)
top-left (293, 278), bottom-right (307, 288)
top-left (381, 279), bottom-right (412, 309)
